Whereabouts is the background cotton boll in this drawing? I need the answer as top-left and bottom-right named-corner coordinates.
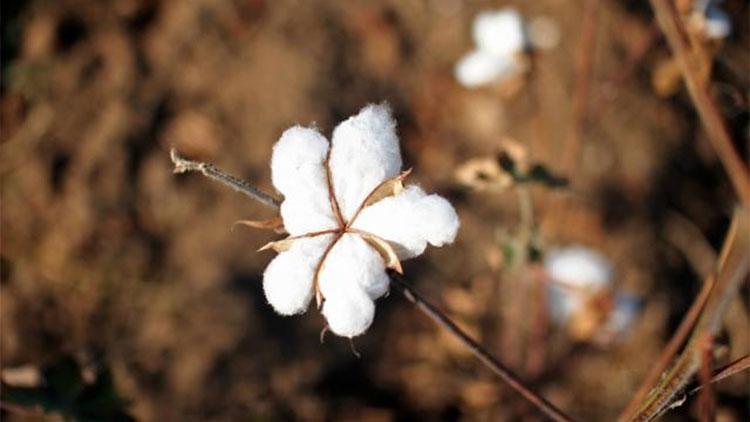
top-left (330, 104), bottom-right (402, 219)
top-left (472, 8), bottom-right (527, 56)
top-left (321, 289), bottom-right (376, 338)
top-left (544, 246), bottom-right (613, 290)
top-left (454, 49), bottom-right (525, 88)
top-left (271, 126), bottom-right (329, 196)
top-left (544, 246), bottom-right (614, 324)
top-left (702, 5), bottom-right (731, 39)
top-left (263, 235), bottom-right (333, 316)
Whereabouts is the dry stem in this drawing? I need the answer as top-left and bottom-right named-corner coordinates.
top-left (649, 0), bottom-right (750, 205)
top-left (169, 148), bottom-right (576, 422)
top-left (625, 208), bottom-right (749, 421)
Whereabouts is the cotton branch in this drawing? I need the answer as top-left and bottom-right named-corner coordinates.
top-left (170, 148), bottom-right (281, 208)
top-left (168, 148), bottom-right (576, 422)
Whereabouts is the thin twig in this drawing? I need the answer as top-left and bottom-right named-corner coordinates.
top-left (563, 0), bottom-right (600, 176)
top-left (663, 354), bottom-right (750, 411)
top-left (649, 0), bottom-right (750, 205)
top-left (390, 273), bottom-right (575, 422)
top-left (688, 354), bottom-right (750, 396)
top-left (169, 148), bottom-right (576, 422)
top-left (170, 148), bottom-right (281, 208)
top-left (617, 270), bottom-right (715, 420)
top-left (628, 208), bottom-right (749, 421)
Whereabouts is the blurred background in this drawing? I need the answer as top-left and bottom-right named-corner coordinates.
top-left (1, 0), bottom-right (748, 420)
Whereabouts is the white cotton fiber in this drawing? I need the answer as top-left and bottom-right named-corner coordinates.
top-left (454, 49), bottom-right (524, 88)
top-left (352, 185), bottom-right (460, 260)
top-left (472, 8), bottom-right (527, 57)
top-left (545, 246), bottom-right (613, 290)
top-left (321, 288), bottom-right (376, 338)
top-left (318, 234), bottom-right (389, 301)
top-left (544, 246), bottom-right (613, 322)
top-left (263, 235), bottom-right (333, 316)
top-left (329, 104), bottom-right (402, 220)
top-left (271, 126), bottom-right (337, 235)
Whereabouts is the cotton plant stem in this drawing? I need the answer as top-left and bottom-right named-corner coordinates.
top-left (169, 149), bottom-right (576, 422)
top-left (617, 270), bottom-right (715, 420)
top-left (649, 0), bottom-right (750, 205)
top-left (389, 274), bottom-right (575, 422)
top-left (627, 208), bottom-right (749, 421)
top-left (563, 0), bottom-right (600, 176)
top-left (170, 149), bottom-right (281, 208)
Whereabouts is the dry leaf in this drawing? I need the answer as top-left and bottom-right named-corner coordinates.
top-left (356, 231), bottom-right (403, 274)
top-left (234, 216), bottom-right (286, 234)
top-left (258, 237), bottom-right (296, 252)
top-left (362, 169), bottom-right (412, 208)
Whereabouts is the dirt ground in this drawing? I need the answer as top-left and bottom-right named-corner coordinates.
top-left (1, 0), bottom-right (748, 420)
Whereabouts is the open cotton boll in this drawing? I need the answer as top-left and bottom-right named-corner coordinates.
top-left (352, 185), bottom-right (460, 260)
top-left (272, 126), bottom-right (337, 235)
top-left (454, 49), bottom-right (525, 88)
top-left (472, 8), bottom-right (527, 57)
top-left (263, 235), bottom-right (333, 316)
top-left (321, 289), bottom-right (376, 338)
top-left (329, 104), bottom-right (402, 220)
top-left (544, 246), bottom-right (614, 323)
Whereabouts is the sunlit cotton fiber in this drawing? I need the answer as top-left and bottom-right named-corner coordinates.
top-left (263, 104), bottom-right (460, 338)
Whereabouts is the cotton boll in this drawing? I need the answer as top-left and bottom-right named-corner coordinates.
top-left (329, 104), bottom-right (402, 220)
top-left (271, 126), bottom-right (337, 235)
top-left (702, 5), bottom-right (731, 39)
top-left (321, 289), bottom-right (376, 338)
top-left (318, 234), bottom-right (389, 301)
top-left (544, 246), bottom-right (613, 323)
top-left (545, 246), bottom-right (613, 290)
top-left (263, 235), bottom-right (333, 316)
top-left (454, 49), bottom-right (525, 88)
top-left (472, 8), bottom-right (527, 57)
top-left (352, 185), bottom-right (460, 260)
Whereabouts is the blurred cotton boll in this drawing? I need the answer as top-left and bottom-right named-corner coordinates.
top-left (472, 8), bottom-right (527, 56)
top-left (544, 246), bottom-right (613, 323)
top-left (455, 8), bottom-right (558, 88)
top-left (690, 0), bottom-right (732, 40)
top-left (544, 246), bottom-right (640, 343)
top-left (454, 49), bottom-right (526, 88)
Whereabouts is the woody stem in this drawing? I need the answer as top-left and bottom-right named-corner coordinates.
top-left (169, 148), bottom-right (577, 422)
